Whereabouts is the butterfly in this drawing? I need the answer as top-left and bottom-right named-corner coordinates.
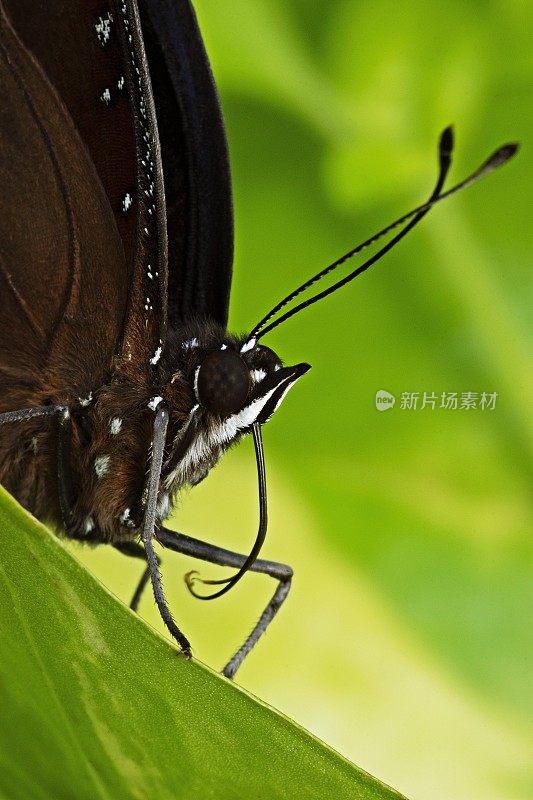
top-left (0, 0), bottom-right (517, 678)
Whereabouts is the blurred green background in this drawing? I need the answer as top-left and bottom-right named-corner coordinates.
top-left (74, 1), bottom-right (533, 799)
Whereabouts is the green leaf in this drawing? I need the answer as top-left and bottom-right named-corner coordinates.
top-left (0, 487), bottom-right (407, 800)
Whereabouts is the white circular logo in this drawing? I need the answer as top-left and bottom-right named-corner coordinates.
top-left (375, 390), bottom-right (396, 411)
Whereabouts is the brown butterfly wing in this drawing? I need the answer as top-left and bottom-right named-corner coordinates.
top-left (0, 3), bottom-right (131, 403)
top-left (2, 0), bottom-right (169, 378)
top-left (4, 0), bottom-right (139, 273)
top-left (0, 0), bottom-right (235, 405)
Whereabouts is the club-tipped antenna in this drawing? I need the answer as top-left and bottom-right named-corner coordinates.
top-left (249, 129), bottom-right (518, 341)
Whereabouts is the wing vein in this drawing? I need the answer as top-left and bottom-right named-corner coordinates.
top-left (0, 13), bottom-right (82, 352)
top-left (0, 252), bottom-right (44, 338)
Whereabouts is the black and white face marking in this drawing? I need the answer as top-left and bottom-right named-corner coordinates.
top-left (239, 343), bottom-right (310, 425)
top-left (163, 335), bottom-right (310, 491)
top-left (191, 340), bottom-right (309, 425)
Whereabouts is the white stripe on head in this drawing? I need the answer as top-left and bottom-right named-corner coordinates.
top-left (240, 338), bottom-right (256, 353)
top-left (250, 368), bottom-right (266, 383)
top-left (167, 384), bottom-right (281, 487)
top-left (269, 380), bottom-right (298, 418)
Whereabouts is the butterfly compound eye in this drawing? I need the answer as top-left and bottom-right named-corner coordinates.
top-left (196, 350), bottom-right (251, 415)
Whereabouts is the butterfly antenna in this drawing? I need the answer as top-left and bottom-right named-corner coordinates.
top-left (185, 422), bottom-right (268, 600)
top-left (249, 128), bottom-right (518, 341)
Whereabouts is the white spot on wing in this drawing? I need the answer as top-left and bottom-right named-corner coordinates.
top-left (117, 0), bottom-right (159, 268)
top-left (94, 455), bottom-right (110, 478)
top-left (84, 517), bottom-right (95, 534)
top-left (79, 392), bottom-right (93, 407)
top-left (182, 337), bottom-right (199, 351)
top-left (100, 88), bottom-right (111, 105)
top-left (95, 13), bottom-right (113, 45)
top-left (122, 192), bottom-right (133, 213)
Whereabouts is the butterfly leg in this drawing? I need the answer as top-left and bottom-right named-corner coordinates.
top-left (0, 405), bottom-right (66, 425)
top-left (56, 408), bottom-right (77, 531)
top-left (55, 406), bottom-right (191, 657)
top-left (143, 407), bottom-right (192, 657)
top-left (0, 405), bottom-right (70, 530)
top-left (156, 525), bottom-right (293, 679)
top-left (113, 541), bottom-right (159, 612)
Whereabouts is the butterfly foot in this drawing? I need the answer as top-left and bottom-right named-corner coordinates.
top-left (180, 646), bottom-right (192, 661)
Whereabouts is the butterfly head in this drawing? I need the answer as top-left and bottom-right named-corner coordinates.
top-left (160, 326), bottom-right (308, 490)
top-left (197, 340), bottom-right (309, 424)
top-left (183, 332), bottom-right (309, 427)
